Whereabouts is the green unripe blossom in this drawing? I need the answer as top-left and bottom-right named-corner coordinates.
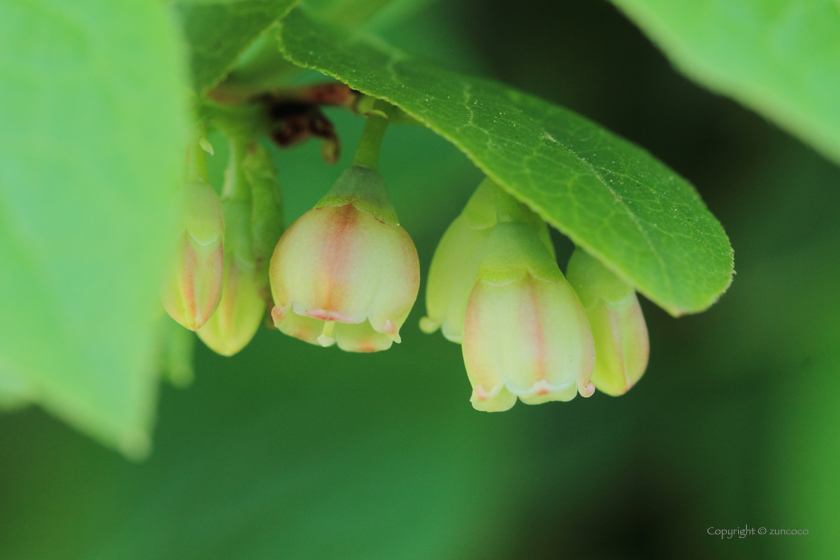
top-left (421, 179), bottom-right (555, 343)
top-left (462, 220), bottom-right (596, 411)
top-left (161, 182), bottom-right (225, 331)
top-left (566, 248), bottom-right (649, 396)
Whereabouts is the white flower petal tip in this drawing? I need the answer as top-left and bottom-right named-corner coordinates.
top-left (419, 317), bottom-right (440, 334)
top-left (470, 384), bottom-right (517, 412)
top-left (511, 379), bottom-right (576, 402)
top-left (515, 380), bottom-right (581, 406)
top-left (380, 320), bottom-right (401, 343)
top-left (578, 381), bottom-right (596, 398)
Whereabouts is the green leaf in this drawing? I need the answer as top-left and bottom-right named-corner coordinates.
top-left (278, 9), bottom-right (733, 315)
top-left (608, 0), bottom-right (840, 166)
top-left (215, 0), bottom-right (414, 97)
top-left (157, 316), bottom-right (196, 389)
top-left (0, 369), bottom-right (33, 411)
top-left (301, 0), bottom-right (422, 28)
top-left (0, 0), bottom-right (188, 456)
top-left (174, 0), bottom-right (300, 94)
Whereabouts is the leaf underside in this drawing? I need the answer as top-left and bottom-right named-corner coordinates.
top-left (609, 0), bottom-right (840, 167)
top-left (175, 0), bottom-right (300, 94)
top-left (277, 8), bottom-right (734, 316)
top-left (0, 0), bottom-right (188, 456)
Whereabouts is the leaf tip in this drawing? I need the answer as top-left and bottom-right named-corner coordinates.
top-left (120, 429), bottom-right (153, 461)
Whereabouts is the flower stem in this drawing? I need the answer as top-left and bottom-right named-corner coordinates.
top-left (216, 104), bottom-right (268, 140)
top-left (352, 101), bottom-right (396, 170)
top-left (186, 133), bottom-right (210, 185)
top-left (222, 137), bottom-right (252, 202)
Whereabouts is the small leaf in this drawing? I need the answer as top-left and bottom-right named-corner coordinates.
top-left (609, 0), bottom-right (840, 166)
top-left (0, 0), bottom-right (188, 456)
top-left (174, 0), bottom-right (300, 94)
top-left (278, 9), bottom-right (733, 315)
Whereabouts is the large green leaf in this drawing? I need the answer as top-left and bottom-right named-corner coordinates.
top-left (278, 9), bottom-right (733, 315)
top-left (609, 0), bottom-right (840, 166)
top-left (174, 0), bottom-right (300, 94)
top-left (0, 0), bottom-right (188, 456)
top-left (215, 0), bottom-right (421, 96)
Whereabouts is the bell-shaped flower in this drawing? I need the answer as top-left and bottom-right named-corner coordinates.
top-left (421, 179), bottom-right (555, 343)
top-left (565, 248), bottom-right (649, 396)
top-left (462, 222), bottom-right (595, 412)
top-left (269, 166), bottom-right (420, 351)
top-left (161, 182), bottom-right (225, 331)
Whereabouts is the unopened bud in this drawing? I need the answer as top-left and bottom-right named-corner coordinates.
top-left (161, 182), bottom-right (224, 331)
top-left (566, 248), bottom-right (649, 396)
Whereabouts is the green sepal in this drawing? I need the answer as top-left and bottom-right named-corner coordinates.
top-left (566, 248), bottom-right (634, 309)
top-left (520, 203), bottom-right (556, 260)
top-left (477, 223), bottom-right (564, 286)
top-left (179, 182), bottom-right (224, 246)
top-left (462, 178), bottom-right (497, 229)
top-left (222, 138), bottom-right (252, 202)
top-left (220, 138), bottom-right (255, 269)
top-left (316, 166), bottom-right (398, 225)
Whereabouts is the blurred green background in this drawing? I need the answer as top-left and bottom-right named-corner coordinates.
top-left (1, 1), bottom-right (837, 558)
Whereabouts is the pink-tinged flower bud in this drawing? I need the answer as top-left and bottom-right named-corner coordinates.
top-left (463, 223), bottom-right (595, 411)
top-left (197, 256), bottom-right (264, 356)
top-left (195, 197), bottom-right (263, 356)
top-left (421, 179), bottom-right (555, 343)
top-left (269, 166), bottom-right (420, 352)
top-left (566, 248), bottom-right (649, 396)
top-left (161, 182), bottom-right (225, 331)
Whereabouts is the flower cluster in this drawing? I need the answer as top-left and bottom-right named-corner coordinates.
top-left (422, 181), bottom-right (650, 411)
top-left (164, 104), bottom-right (649, 412)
